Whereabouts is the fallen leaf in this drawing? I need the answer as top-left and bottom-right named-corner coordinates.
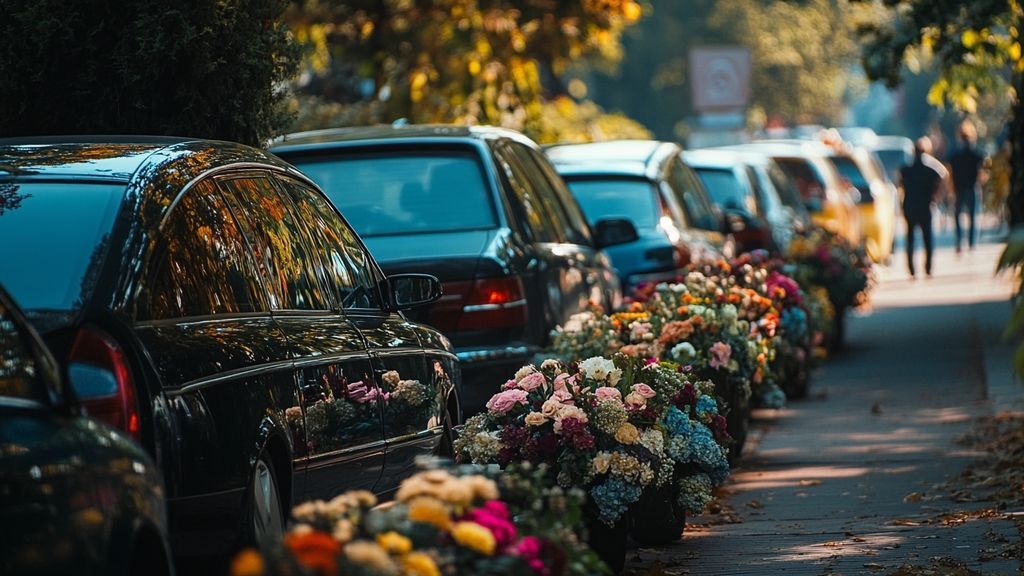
top-left (799, 479), bottom-right (822, 486)
top-left (903, 492), bottom-right (924, 502)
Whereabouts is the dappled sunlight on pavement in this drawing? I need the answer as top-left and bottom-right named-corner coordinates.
top-left (625, 223), bottom-right (1024, 575)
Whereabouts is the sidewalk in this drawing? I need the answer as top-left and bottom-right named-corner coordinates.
top-left (626, 225), bottom-right (1024, 575)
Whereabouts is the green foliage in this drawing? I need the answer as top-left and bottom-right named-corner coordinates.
top-left (0, 0), bottom-right (299, 146)
top-left (282, 0), bottom-right (644, 139)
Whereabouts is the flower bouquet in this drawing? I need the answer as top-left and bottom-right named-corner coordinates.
top-left (231, 465), bottom-right (606, 576)
top-left (454, 355), bottom-right (730, 570)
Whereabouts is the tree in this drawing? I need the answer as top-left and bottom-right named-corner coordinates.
top-left (0, 0), bottom-right (298, 147)
top-left (854, 0), bottom-right (1024, 224)
top-left (282, 0), bottom-right (644, 141)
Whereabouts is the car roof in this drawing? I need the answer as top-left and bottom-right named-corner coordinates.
top-left (545, 140), bottom-right (680, 180)
top-left (270, 124), bottom-right (538, 154)
top-left (683, 148), bottom-right (767, 170)
top-left (0, 136), bottom-right (288, 183)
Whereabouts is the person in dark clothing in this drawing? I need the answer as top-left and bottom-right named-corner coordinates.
top-left (948, 120), bottom-right (985, 252)
top-left (899, 137), bottom-right (947, 278)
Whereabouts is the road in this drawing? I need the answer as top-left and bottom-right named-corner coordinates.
top-left (627, 221), bottom-right (1024, 575)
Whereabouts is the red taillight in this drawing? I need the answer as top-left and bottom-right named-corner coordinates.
top-left (68, 326), bottom-right (140, 440)
top-left (457, 277), bottom-right (528, 331)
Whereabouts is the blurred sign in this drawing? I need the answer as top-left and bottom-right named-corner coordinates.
top-left (689, 46), bottom-right (751, 113)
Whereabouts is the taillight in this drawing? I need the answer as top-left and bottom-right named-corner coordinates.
top-left (68, 326), bottom-right (140, 440)
top-left (457, 277), bottom-right (528, 331)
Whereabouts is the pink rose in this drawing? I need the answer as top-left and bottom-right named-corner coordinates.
top-left (551, 389), bottom-right (574, 405)
top-left (709, 341), bottom-right (732, 370)
top-left (632, 383), bottom-right (656, 399)
top-left (553, 373), bottom-right (575, 393)
top-left (501, 378), bottom-right (517, 390)
top-left (486, 388), bottom-right (530, 414)
top-left (624, 391), bottom-right (646, 410)
top-left (518, 372), bottom-right (547, 392)
top-left (595, 387), bottom-right (622, 402)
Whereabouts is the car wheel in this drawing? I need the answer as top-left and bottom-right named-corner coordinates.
top-left (248, 454), bottom-right (284, 548)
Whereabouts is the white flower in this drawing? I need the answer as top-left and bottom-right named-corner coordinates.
top-left (721, 304), bottom-right (738, 325)
top-left (671, 342), bottom-right (697, 362)
top-left (579, 356), bottom-right (615, 382)
top-left (514, 365), bottom-right (537, 383)
top-left (540, 358), bottom-right (560, 372)
top-left (607, 368), bottom-right (623, 386)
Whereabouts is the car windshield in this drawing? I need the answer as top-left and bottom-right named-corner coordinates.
top-left (564, 178), bottom-right (659, 230)
top-left (693, 168), bottom-right (750, 213)
top-left (0, 182), bottom-right (124, 312)
top-left (289, 152), bottom-right (497, 237)
top-left (829, 156), bottom-right (869, 192)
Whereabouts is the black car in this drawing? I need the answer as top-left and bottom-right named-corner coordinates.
top-left (545, 140), bottom-right (732, 292)
top-left (271, 125), bottom-right (629, 413)
top-left (0, 137), bottom-right (460, 561)
top-left (0, 284), bottom-right (173, 576)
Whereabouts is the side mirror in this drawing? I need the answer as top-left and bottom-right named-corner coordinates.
top-left (593, 218), bottom-right (639, 249)
top-left (387, 273), bottom-right (442, 311)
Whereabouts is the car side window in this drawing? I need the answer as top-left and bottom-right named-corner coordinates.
top-left (275, 175), bottom-right (382, 310)
top-left (142, 179), bottom-right (269, 320)
top-left (520, 145), bottom-right (592, 245)
top-left (0, 301), bottom-right (42, 401)
top-left (218, 175), bottom-right (333, 311)
top-left (669, 158), bottom-right (719, 231)
top-left (491, 142), bottom-right (561, 243)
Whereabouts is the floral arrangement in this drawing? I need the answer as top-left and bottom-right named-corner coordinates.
top-left (453, 356), bottom-right (730, 527)
top-left (231, 465), bottom-right (605, 576)
top-left (785, 226), bottom-right (873, 310)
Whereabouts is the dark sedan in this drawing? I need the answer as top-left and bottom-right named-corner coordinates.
top-left (0, 137), bottom-right (460, 563)
top-left (545, 140), bottom-right (732, 293)
top-left (272, 125), bottom-right (629, 413)
top-left (0, 284), bottom-right (173, 576)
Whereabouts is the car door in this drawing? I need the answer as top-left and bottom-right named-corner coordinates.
top-left (217, 173), bottom-right (385, 500)
top-left (271, 173), bottom-right (441, 495)
top-left (132, 177), bottom-right (304, 544)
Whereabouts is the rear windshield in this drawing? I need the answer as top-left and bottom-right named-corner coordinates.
top-left (693, 168), bottom-right (750, 212)
top-left (0, 182), bottom-right (124, 311)
top-left (289, 152), bottom-right (497, 237)
top-left (830, 156), bottom-right (868, 192)
top-left (564, 178), bottom-right (659, 230)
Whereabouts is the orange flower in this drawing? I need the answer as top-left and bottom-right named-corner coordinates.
top-left (230, 549), bottom-right (265, 576)
top-left (285, 531), bottom-right (342, 576)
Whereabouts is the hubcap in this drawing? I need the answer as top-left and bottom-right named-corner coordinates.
top-left (252, 459), bottom-right (283, 546)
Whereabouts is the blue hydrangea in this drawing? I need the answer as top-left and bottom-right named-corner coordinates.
top-left (591, 477), bottom-right (643, 525)
top-left (760, 381), bottom-right (787, 409)
top-left (695, 395), bottom-right (718, 418)
top-left (782, 307), bottom-right (809, 341)
top-left (664, 406), bottom-right (693, 436)
top-left (676, 473), bottom-right (714, 514)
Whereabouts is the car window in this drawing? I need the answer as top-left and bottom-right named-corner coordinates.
top-left (275, 175), bottom-right (382, 310)
top-left (667, 159), bottom-right (718, 231)
top-left (0, 182), bottom-right (123, 312)
top-left (748, 165), bottom-right (783, 217)
top-left (141, 179), bottom-right (269, 320)
top-left (289, 151), bottom-right (496, 238)
top-left (521, 145), bottom-right (591, 245)
top-left (565, 178), bottom-right (660, 230)
top-left (217, 175), bottom-right (333, 311)
top-left (507, 142), bottom-right (578, 244)
top-left (490, 141), bottom-right (560, 243)
top-left (0, 299), bottom-right (43, 402)
top-left (765, 161), bottom-right (805, 213)
top-left (694, 167), bottom-right (755, 215)
top-left (830, 156), bottom-right (869, 193)
top-left (774, 157), bottom-right (826, 209)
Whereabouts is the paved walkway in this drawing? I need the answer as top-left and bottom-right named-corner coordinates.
top-left (627, 223), bottom-right (1024, 575)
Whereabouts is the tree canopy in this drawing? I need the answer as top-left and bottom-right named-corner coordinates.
top-left (0, 0), bottom-right (298, 146)
top-left (283, 0), bottom-right (647, 142)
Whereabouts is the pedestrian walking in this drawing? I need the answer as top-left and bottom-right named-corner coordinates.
top-left (899, 137), bottom-right (948, 279)
top-left (948, 119), bottom-right (986, 252)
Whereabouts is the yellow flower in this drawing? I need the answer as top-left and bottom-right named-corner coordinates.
top-left (376, 531), bottom-right (412, 555)
top-left (403, 552), bottom-right (441, 576)
top-left (344, 541), bottom-right (396, 572)
top-left (614, 422), bottom-right (640, 444)
top-left (230, 549), bottom-right (264, 576)
top-left (407, 496), bottom-right (451, 530)
top-left (450, 521), bottom-right (496, 556)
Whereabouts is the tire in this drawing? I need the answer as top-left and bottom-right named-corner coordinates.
top-left (630, 486), bottom-right (686, 546)
top-left (247, 453), bottom-right (285, 548)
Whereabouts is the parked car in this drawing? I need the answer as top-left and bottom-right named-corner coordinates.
top-left (683, 148), bottom-right (799, 254)
top-left (0, 284), bottom-right (173, 576)
top-left (735, 140), bottom-right (863, 246)
top-left (544, 140), bottom-right (728, 293)
top-left (0, 137), bottom-right (460, 562)
top-left (271, 125), bottom-right (629, 413)
top-left (825, 146), bottom-right (897, 263)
